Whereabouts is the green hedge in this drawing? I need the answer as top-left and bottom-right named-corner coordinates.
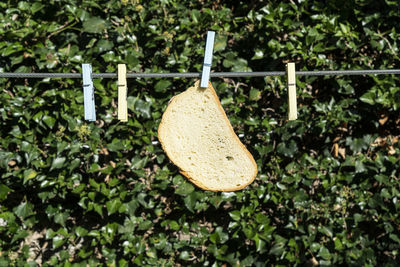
top-left (1, 0), bottom-right (400, 266)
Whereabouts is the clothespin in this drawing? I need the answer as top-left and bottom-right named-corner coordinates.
top-left (82, 63), bottom-right (96, 121)
top-left (200, 31), bottom-right (215, 88)
top-left (117, 64), bottom-right (128, 122)
top-left (286, 62), bottom-right (297, 120)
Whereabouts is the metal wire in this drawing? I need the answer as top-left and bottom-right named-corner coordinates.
top-left (297, 69), bottom-right (400, 76)
top-left (0, 69), bottom-right (400, 79)
top-left (0, 71), bottom-right (284, 78)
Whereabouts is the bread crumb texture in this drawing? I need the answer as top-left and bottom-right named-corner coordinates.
top-left (158, 81), bottom-right (257, 191)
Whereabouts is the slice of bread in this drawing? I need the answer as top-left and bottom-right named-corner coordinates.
top-left (158, 81), bottom-right (257, 191)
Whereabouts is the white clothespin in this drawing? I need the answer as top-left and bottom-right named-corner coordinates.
top-left (286, 62), bottom-right (297, 120)
top-left (117, 64), bottom-right (128, 122)
top-left (82, 63), bottom-right (96, 121)
top-left (200, 31), bottom-right (215, 88)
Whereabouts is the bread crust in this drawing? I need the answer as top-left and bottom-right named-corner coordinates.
top-left (158, 81), bottom-right (258, 192)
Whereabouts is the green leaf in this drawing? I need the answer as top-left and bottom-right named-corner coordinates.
top-left (319, 226), bottom-right (333, 238)
top-left (214, 35), bottom-right (227, 52)
top-left (255, 235), bottom-right (266, 252)
top-left (107, 139), bottom-right (125, 152)
top-left (277, 140), bottom-right (298, 157)
top-left (53, 235), bottom-right (66, 249)
top-left (251, 49), bottom-right (264, 60)
top-left (23, 169), bottom-right (37, 183)
top-left (69, 158), bottom-right (81, 172)
top-left (223, 53), bottom-right (252, 72)
top-left (381, 188), bottom-right (391, 199)
top-left (389, 233), bottom-right (400, 244)
top-left (360, 91), bottom-right (375, 105)
top-left (0, 184), bottom-right (12, 201)
top-left (346, 137), bottom-right (368, 154)
top-left (125, 199), bottom-right (139, 215)
top-left (249, 88), bottom-right (261, 101)
top-left (43, 115), bottom-right (56, 129)
top-left (89, 163), bottom-right (101, 173)
top-left (75, 226), bottom-right (89, 237)
top-left (355, 160), bottom-right (366, 173)
top-left (318, 246), bottom-right (332, 260)
top-left (50, 157), bottom-right (66, 171)
top-left (179, 251), bottom-right (190, 260)
top-left (31, 2), bottom-right (44, 13)
top-left (229, 210), bottom-right (241, 221)
top-left (95, 40), bottom-right (114, 53)
top-left (83, 17), bottom-right (107, 33)
top-left (184, 192), bottom-right (197, 213)
top-left (154, 80), bottom-right (172, 92)
top-left (14, 202), bottom-right (34, 219)
top-left (11, 229), bottom-right (29, 244)
top-left (269, 242), bottom-right (285, 256)
top-left (135, 99), bottom-right (151, 119)
top-left (169, 220), bottom-right (180, 231)
top-left (106, 199), bottom-right (122, 215)
top-left (209, 226), bottom-right (229, 244)
top-left (175, 182), bottom-right (195, 196)
top-left (138, 220), bottom-right (152, 231)
top-left (54, 212), bottom-right (69, 227)
top-left (94, 204), bottom-right (104, 217)
top-left (310, 242), bottom-right (321, 252)
top-left (334, 238), bottom-right (343, 250)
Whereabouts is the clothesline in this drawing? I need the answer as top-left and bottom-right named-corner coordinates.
top-left (1, 69), bottom-right (400, 79)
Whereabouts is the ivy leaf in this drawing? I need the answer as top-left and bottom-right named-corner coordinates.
top-left (184, 192), bottom-right (197, 213)
top-left (14, 202), bottom-right (34, 219)
top-left (360, 91), bottom-right (375, 105)
top-left (83, 17), bottom-right (108, 33)
top-left (346, 137), bottom-right (368, 154)
top-left (249, 88), bottom-right (261, 101)
top-left (75, 226), bottom-right (88, 237)
top-left (318, 246), bottom-right (332, 260)
top-left (210, 226), bottom-right (229, 244)
top-left (138, 220), bottom-right (152, 231)
top-left (214, 35), bottom-right (227, 52)
top-left (107, 139), bottom-right (125, 152)
top-left (135, 99), bottom-right (151, 119)
top-left (277, 140), bottom-right (298, 157)
top-left (154, 80), bottom-right (172, 92)
top-left (42, 115), bottom-right (56, 129)
top-left (23, 169), bottom-right (37, 183)
top-left (0, 184), bottom-right (12, 201)
top-left (50, 157), bottom-right (66, 171)
top-left (269, 242), bottom-right (285, 256)
top-left (334, 238), bottom-right (344, 250)
top-left (229, 210), bottom-right (241, 221)
top-left (179, 251), bottom-right (190, 260)
top-left (54, 212), bottom-right (69, 227)
top-left (31, 3), bottom-right (44, 14)
top-left (106, 199), bottom-right (122, 215)
top-left (175, 182), bottom-right (195, 196)
top-left (318, 226), bottom-right (333, 238)
top-left (53, 236), bottom-right (66, 249)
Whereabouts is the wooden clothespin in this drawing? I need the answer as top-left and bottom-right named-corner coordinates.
top-left (200, 31), bottom-right (215, 88)
top-left (82, 63), bottom-right (96, 121)
top-left (117, 64), bottom-right (128, 122)
top-left (286, 62), bottom-right (297, 120)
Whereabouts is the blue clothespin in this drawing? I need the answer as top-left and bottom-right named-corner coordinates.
top-left (82, 63), bottom-right (96, 121)
top-left (200, 31), bottom-right (215, 88)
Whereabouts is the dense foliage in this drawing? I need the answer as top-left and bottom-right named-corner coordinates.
top-left (1, 0), bottom-right (400, 266)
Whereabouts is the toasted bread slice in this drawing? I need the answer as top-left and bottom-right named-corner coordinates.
top-left (158, 81), bottom-right (257, 191)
